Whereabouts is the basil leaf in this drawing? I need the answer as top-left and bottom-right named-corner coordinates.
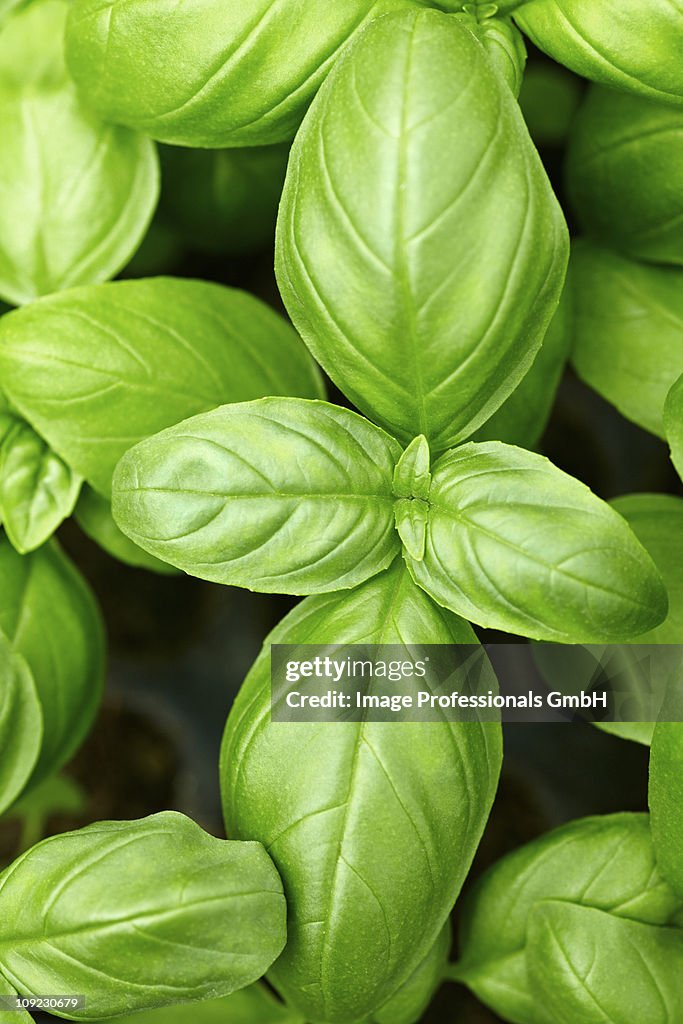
top-left (474, 279), bottom-right (571, 447)
top-left (105, 985), bottom-right (304, 1024)
top-left (64, 0), bottom-right (424, 148)
top-left (0, 812), bottom-right (286, 1018)
top-left (0, 973), bottom-right (32, 1024)
top-left (0, 1), bottom-right (159, 307)
top-left (75, 486), bottom-right (178, 576)
top-left (567, 85), bottom-right (683, 266)
top-left (112, 398), bottom-right (402, 593)
top-left (514, 1), bottom-right (683, 107)
top-left (404, 441), bottom-right (667, 642)
top-left (455, 12), bottom-right (527, 96)
top-left (0, 278), bottom-right (324, 496)
top-left (276, 9), bottom-right (568, 452)
top-left (455, 813), bottom-right (683, 1024)
top-left (610, 494), bottom-right (683, 644)
top-left (0, 415), bottom-right (81, 553)
top-left (221, 561), bottom-right (501, 1022)
top-left (0, 536), bottom-right (104, 784)
top-left (159, 144), bottom-right (289, 257)
top-left (371, 923), bottom-right (449, 1023)
top-left (527, 902), bottom-right (683, 1024)
top-left (665, 372), bottom-right (683, 481)
top-left (650, 723), bottom-right (683, 898)
top-left (0, 632), bottom-right (41, 816)
top-left (571, 242), bottom-right (683, 438)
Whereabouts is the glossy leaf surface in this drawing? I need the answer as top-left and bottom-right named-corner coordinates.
top-left (65, 0), bottom-right (424, 147)
top-left (0, 1), bottom-right (159, 306)
top-left (276, 9), bottom-right (568, 451)
top-left (405, 441), bottom-right (667, 642)
top-left (456, 813), bottom-right (683, 1024)
top-left (222, 562), bottom-right (501, 1022)
top-left (0, 632), bottom-right (41, 816)
top-left (0, 537), bottom-right (104, 783)
top-left (571, 242), bottom-right (683, 437)
top-left (0, 812), bottom-right (287, 1019)
top-left (474, 279), bottom-right (571, 447)
top-left (567, 85), bottom-right (683, 266)
top-left (0, 414), bottom-right (81, 553)
top-left (75, 486), bottom-right (178, 575)
top-left (650, 723), bottom-right (683, 898)
top-left (514, 1), bottom-right (683, 107)
top-left (113, 398), bottom-right (402, 593)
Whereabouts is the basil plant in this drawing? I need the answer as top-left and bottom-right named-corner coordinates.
top-left (0, 1), bottom-right (681, 1024)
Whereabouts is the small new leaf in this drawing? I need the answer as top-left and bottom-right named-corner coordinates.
top-left (0, 416), bottom-right (81, 553)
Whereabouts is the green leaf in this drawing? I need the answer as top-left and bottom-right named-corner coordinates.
top-left (527, 902), bottom-right (683, 1024)
top-left (404, 440), bottom-right (667, 642)
top-left (567, 85), bottom-right (683, 266)
top-left (534, 495), bottom-right (683, 746)
top-left (0, 536), bottom-right (104, 784)
top-left (514, 1), bottom-right (683, 107)
top-left (0, 278), bottom-right (324, 496)
top-left (0, 812), bottom-right (286, 1019)
top-left (0, 0), bottom-right (67, 89)
top-left (221, 561), bottom-right (501, 1023)
top-left (571, 242), bottom-right (683, 438)
top-left (64, 0), bottom-right (425, 148)
top-left (665, 372), bottom-right (683, 481)
top-left (0, 1), bottom-right (159, 306)
top-left (0, 416), bottom-right (81, 553)
top-left (455, 813), bottom-right (683, 1024)
top-left (276, 9), bottom-right (568, 453)
top-left (455, 12), bottom-right (527, 96)
top-left (611, 494), bottom-right (683, 644)
top-left (474, 276), bottom-right (571, 447)
top-left (75, 485), bottom-right (178, 575)
top-left (104, 985), bottom-right (304, 1024)
top-left (159, 144), bottom-right (290, 256)
top-left (0, 972), bottom-right (32, 1024)
top-left (112, 398), bottom-right (402, 593)
top-left (650, 723), bottom-right (683, 898)
top-left (0, 632), bottom-right (41, 816)
top-left (371, 922), bottom-right (449, 1023)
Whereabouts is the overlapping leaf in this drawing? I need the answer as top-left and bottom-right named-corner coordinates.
top-left (0, 812), bottom-right (286, 1019)
top-left (65, 0), bottom-right (424, 147)
top-left (0, 279), bottom-right (323, 495)
top-left (514, 1), bottom-right (683, 107)
top-left (571, 243), bottom-right (683, 437)
top-left (0, 0), bottom-right (159, 306)
top-left (113, 398), bottom-right (402, 593)
top-left (276, 9), bottom-right (568, 451)
top-left (404, 441), bottom-right (667, 642)
top-left (222, 561), bottom-right (500, 1022)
